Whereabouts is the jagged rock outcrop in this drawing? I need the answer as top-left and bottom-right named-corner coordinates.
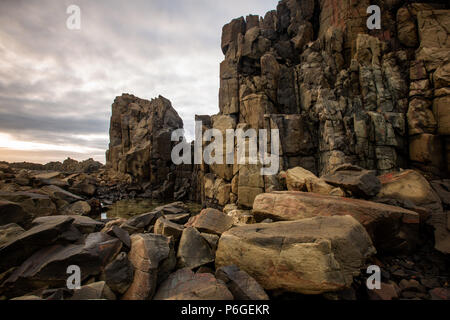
top-left (195, 0), bottom-right (449, 209)
top-left (106, 94), bottom-right (190, 200)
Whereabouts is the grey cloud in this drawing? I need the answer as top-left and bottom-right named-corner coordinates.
top-left (0, 0), bottom-right (278, 163)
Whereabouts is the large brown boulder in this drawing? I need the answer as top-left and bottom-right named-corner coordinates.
top-left (68, 281), bottom-right (116, 300)
top-left (153, 268), bottom-right (233, 300)
top-left (122, 233), bottom-right (176, 300)
top-left (252, 191), bottom-right (419, 253)
top-left (216, 216), bottom-right (376, 295)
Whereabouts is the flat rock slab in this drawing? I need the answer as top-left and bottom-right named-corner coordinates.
top-left (33, 215), bottom-right (104, 234)
top-left (68, 281), bottom-right (116, 300)
top-left (253, 191), bottom-right (419, 253)
top-left (0, 216), bottom-right (75, 273)
top-left (185, 208), bottom-right (234, 235)
top-left (154, 268), bottom-right (233, 300)
top-left (216, 215), bottom-right (376, 295)
top-left (2, 232), bottom-right (122, 297)
top-left (40, 185), bottom-right (83, 203)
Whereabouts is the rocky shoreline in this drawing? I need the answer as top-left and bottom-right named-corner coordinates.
top-left (1, 0), bottom-right (450, 300)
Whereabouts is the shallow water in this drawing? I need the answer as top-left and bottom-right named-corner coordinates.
top-left (104, 198), bottom-right (202, 219)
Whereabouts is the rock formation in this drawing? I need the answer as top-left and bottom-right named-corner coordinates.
top-left (187, 0), bottom-right (449, 210)
top-left (106, 94), bottom-right (190, 200)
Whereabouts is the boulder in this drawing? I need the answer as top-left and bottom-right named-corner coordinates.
top-left (216, 216), bottom-right (376, 295)
top-left (154, 216), bottom-right (184, 241)
top-left (0, 216), bottom-right (76, 273)
top-left (0, 201), bottom-right (32, 227)
top-left (63, 201), bottom-right (91, 216)
top-left (286, 167), bottom-right (334, 194)
top-left (216, 265), bottom-right (269, 300)
top-left (103, 225), bottom-right (131, 249)
top-left (0, 191), bottom-right (57, 219)
top-left (177, 227), bottom-right (215, 269)
top-left (102, 252), bottom-right (134, 295)
top-left (121, 210), bottom-right (162, 234)
top-left (377, 170), bottom-right (443, 212)
top-left (431, 180), bottom-right (450, 207)
top-left (68, 281), bottom-right (116, 300)
top-left (2, 232), bottom-right (122, 297)
top-left (252, 191), bottom-right (419, 253)
top-left (122, 233), bottom-right (176, 300)
top-left (153, 268), bottom-right (234, 300)
top-left (322, 164), bottom-right (381, 198)
top-left (163, 213), bottom-right (191, 225)
top-left (185, 208), bottom-right (234, 236)
top-left (0, 223), bottom-right (25, 247)
top-left (40, 185), bottom-right (83, 203)
top-left (33, 215), bottom-right (104, 234)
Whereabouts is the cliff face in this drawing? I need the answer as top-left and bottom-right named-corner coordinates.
top-left (106, 0), bottom-right (449, 208)
top-left (197, 0), bottom-right (449, 208)
top-left (106, 94), bottom-right (184, 190)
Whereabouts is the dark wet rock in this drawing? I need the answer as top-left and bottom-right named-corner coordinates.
top-left (68, 281), bottom-right (116, 300)
top-left (322, 164), bottom-right (381, 198)
top-left (0, 201), bottom-right (32, 228)
top-left (102, 252), bottom-right (134, 295)
top-left (0, 223), bottom-right (25, 247)
top-left (253, 191), bottom-right (420, 253)
top-left (2, 232), bottom-right (122, 297)
top-left (153, 268), bottom-right (233, 300)
top-left (177, 227), bottom-right (215, 269)
top-left (0, 216), bottom-right (76, 273)
top-left (122, 233), bottom-right (176, 300)
top-left (216, 265), bottom-right (269, 300)
top-left (103, 225), bottom-right (131, 249)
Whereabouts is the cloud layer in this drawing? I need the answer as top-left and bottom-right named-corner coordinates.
top-left (0, 0), bottom-right (278, 163)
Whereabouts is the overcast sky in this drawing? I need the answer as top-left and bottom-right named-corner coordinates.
top-left (0, 0), bottom-right (278, 164)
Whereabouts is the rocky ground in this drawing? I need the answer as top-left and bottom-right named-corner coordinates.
top-left (1, 0), bottom-right (449, 301)
top-left (0, 160), bottom-right (448, 300)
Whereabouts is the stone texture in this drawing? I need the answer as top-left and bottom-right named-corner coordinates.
top-left (103, 252), bottom-right (134, 295)
top-left (154, 268), bottom-right (233, 300)
top-left (0, 201), bottom-right (31, 228)
top-left (322, 164), bottom-right (381, 198)
top-left (216, 265), bottom-right (269, 300)
top-left (176, 227), bottom-right (215, 269)
top-left (2, 232), bottom-right (122, 297)
top-left (122, 233), bottom-right (176, 300)
top-left (185, 208), bottom-right (234, 236)
top-left (252, 191), bottom-right (419, 253)
top-left (68, 281), bottom-right (116, 300)
top-left (216, 215), bottom-right (376, 295)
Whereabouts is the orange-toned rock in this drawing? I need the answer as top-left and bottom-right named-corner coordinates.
top-left (185, 208), bottom-right (234, 236)
top-left (252, 191), bottom-right (419, 253)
